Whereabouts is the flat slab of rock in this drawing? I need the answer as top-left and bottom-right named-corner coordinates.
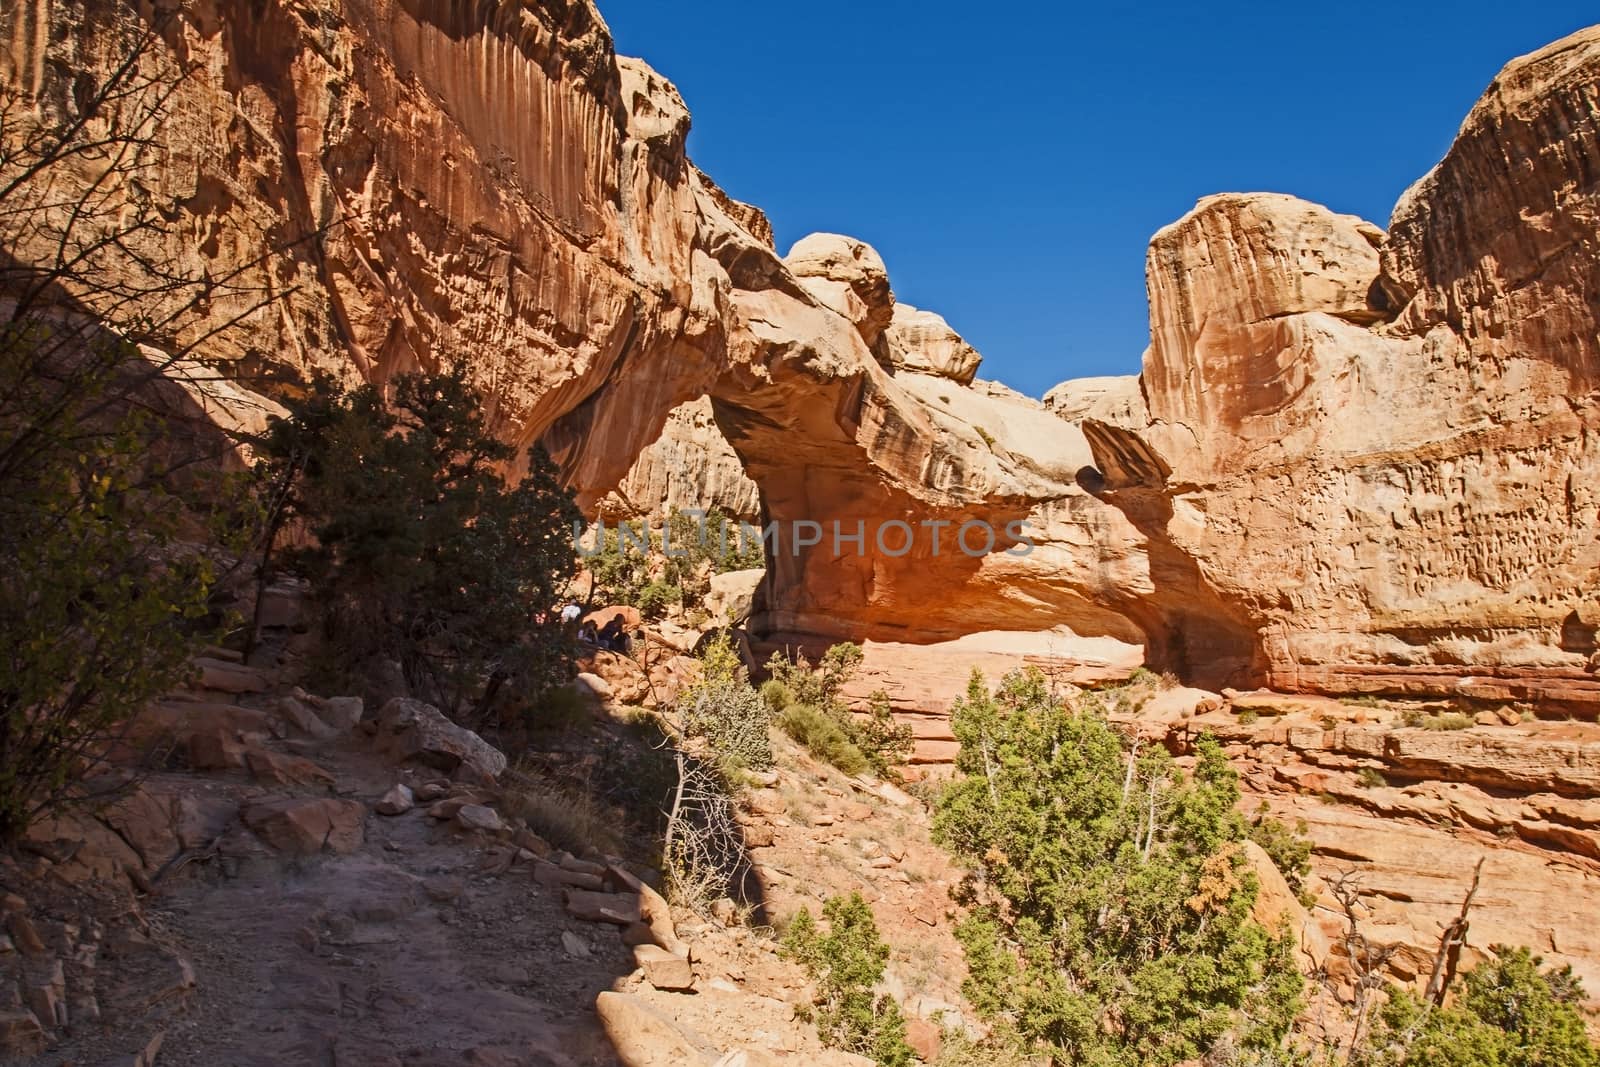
top-left (534, 861), bottom-right (604, 891)
top-left (455, 804), bottom-right (503, 833)
top-left (277, 695), bottom-right (338, 739)
top-left (191, 658), bottom-right (273, 694)
top-left (563, 889), bottom-right (641, 925)
top-left (632, 944), bottom-right (693, 990)
top-left (595, 991), bottom-right (714, 1067)
top-left (241, 798), bottom-right (365, 855)
top-left (244, 747), bottom-right (335, 788)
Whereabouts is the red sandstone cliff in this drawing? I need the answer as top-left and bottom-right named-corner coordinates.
top-left (4, 1), bottom-right (1598, 708)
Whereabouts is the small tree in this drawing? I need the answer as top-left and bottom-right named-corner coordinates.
top-left (932, 668), bottom-right (1302, 1066)
top-left (783, 892), bottom-right (916, 1067)
top-left (1367, 947), bottom-right (1598, 1067)
top-left (0, 22), bottom-right (268, 842)
top-left (0, 400), bottom-right (244, 842)
top-left (261, 368), bottom-right (580, 717)
top-left (677, 634), bottom-right (772, 773)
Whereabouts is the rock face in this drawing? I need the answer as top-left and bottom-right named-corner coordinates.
top-left (8, 2), bottom-right (1600, 712)
top-left (1042, 374), bottom-right (1145, 425)
top-left (598, 397), bottom-right (760, 522)
top-left (2, 0), bottom-right (1148, 691)
top-left (884, 304), bottom-right (982, 383)
top-left (783, 233), bottom-right (896, 352)
top-left (1072, 29), bottom-right (1600, 697)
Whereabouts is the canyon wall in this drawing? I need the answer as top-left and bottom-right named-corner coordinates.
top-left (1081, 28), bottom-right (1600, 701)
top-left (5, 0), bottom-right (1599, 707)
top-left (2, 0), bottom-right (1156, 673)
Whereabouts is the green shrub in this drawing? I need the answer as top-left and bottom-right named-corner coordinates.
top-left (1401, 709), bottom-right (1475, 731)
top-left (767, 644), bottom-right (910, 777)
top-left (933, 668), bottom-right (1302, 1066)
top-left (1247, 807), bottom-right (1312, 898)
top-left (0, 402), bottom-right (246, 841)
top-left (760, 679), bottom-right (794, 713)
top-left (678, 635), bottom-right (772, 772)
top-left (1368, 946), bottom-right (1598, 1066)
top-left (782, 893), bottom-right (916, 1067)
top-left (590, 507), bottom-right (764, 613)
top-left (856, 691), bottom-right (915, 777)
top-left (262, 369), bottom-right (579, 716)
top-left (779, 704), bottom-right (869, 776)
top-left (0, 25), bottom-right (262, 842)
top-left (1356, 767), bottom-right (1389, 788)
top-left (637, 579), bottom-right (683, 619)
top-left (1238, 708), bottom-right (1260, 725)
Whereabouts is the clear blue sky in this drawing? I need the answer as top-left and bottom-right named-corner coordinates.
top-left (599, 2), bottom-right (1596, 397)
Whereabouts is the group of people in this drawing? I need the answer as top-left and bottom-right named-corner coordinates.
top-left (559, 603), bottom-right (632, 654)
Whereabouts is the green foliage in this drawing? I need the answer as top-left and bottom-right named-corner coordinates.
top-left (678, 634), bottom-right (773, 772)
top-left (782, 893), bottom-right (917, 1067)
top-left (1367, 947), bottom-right (1598, 1067)
top-left (0, 30), bottom-right (283, 842)
top-left (636, 579), bottom-right (683, 620)
top-left (587, 507), bottom-right (763, 614)
top-left (932, 668), bottom-right (1303, 1066)
top-left (1239, 709), bottom-right (1261, 725)
top-left (586, 522), bottom-right (652, 607)
top-left (857, 690), bottom-right (915, 777)
top-left (767, 644), bottom-right (911, 777)
top-left (0, 321), bottom-right (254, 841)
top-left (779, 703), bottom-right (869, 776)
top-left (761, 679), bottom-right (794, 713)
top-left (0, 415), bottom-right (233, 841)
top-left (1400, 709), bottom-right (1475, 731)
top-left (261, 368), bottom-right (579, 715)
top-left (1247, 806), bottom-right (1313, 899)
top-left (1125, 666), bottom-right (1181, 692)
top-left (1357, 767), bottom-right (1389, 789)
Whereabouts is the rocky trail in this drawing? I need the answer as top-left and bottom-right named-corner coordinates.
top-left (0, 645), bottom-right (969, 1067)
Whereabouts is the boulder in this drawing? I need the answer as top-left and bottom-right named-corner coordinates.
top-left (884, 303), bottom-right (981, 383)
top-left (1242, 840), bottom-right (1329, 974)
top-left (374, 784), bottom-right (415, 816)
top-left (243, 747), bottom-right (336, 788)
top-left (595, 991), bottom-right (715, 1067)
top-left (632, 944), bottom-right (694, 990)
top-left (190, 658), bottom-right (272, 695)
top-left (904, 1018), bottom-right (942, 1063)
top-left (241, 798), bottom-right (365, 855)
top-left (582, 605), bottom-right (643, 633)
top-left (564, 890), bottom-right (642, 925)
top-left (373, 698), bottom-right (506, 781)
top-left (299, 691), bottom-right (364, 733)
top-left (277, 695), bottom-right (336, 739)
top-left (784, 233), bottom-right (894, 349)
top-left (575, 672), bottom-right (614, 704)
top-left (454, 804), bottom-right (503, 833)
top-left (706, 569), bottom-right (764, 626)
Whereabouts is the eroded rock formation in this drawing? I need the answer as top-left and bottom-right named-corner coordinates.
top-left (6, 1), bottom-right (1599, 710)
top-left (597, 397), bottom-right (760, 522)
top-left (1074, 29), bottom-right (1600, 700)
